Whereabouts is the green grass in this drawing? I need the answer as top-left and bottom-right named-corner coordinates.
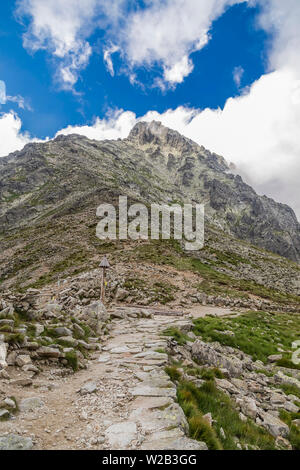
top-left (65, 351), bottom-right (79, 372)
top-left (279, 409), bottom-right (300, 450)
top-left (176, 379), bottom-right (275, 450)
top-left (131, 240), bottom-right (300, 306)
top-left (165, 366), bottom-right (182, 381)
top-left (193, 311), bottom-right (300, 363)
top-left (279, 384), bottom-right (300, 401)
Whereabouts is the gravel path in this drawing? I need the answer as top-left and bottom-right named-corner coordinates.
top-left (0, 308), bottom-right (215, 450)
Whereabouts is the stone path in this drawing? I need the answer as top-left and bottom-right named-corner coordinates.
top-left (0, 308), bottom-right (208, 450)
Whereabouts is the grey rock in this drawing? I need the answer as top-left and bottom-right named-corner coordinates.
top-left (260, 411), bottom-right (289, 438)
top-left (57, 336), bottom-right (78, 347)
top-left (80, 381), bottom-right (98, 395)
top-left (284, 401), bottom-right (299, 413)
top-left (105, 421), bottom-right (137, 449)
top-left (16, 354), bottom-right (32, 367)
top-left (268, 354), bottom-right (282, 363)
top-left (54, 327), bottom-right (73, 337)
top-left (37, 346), bottom-right (61, 358)
top-left (19, 397), bottom-right (44, 412)
top-left (192, 341), bottom-right (244, 377)
top-left (0, 434), bottom-right (33, 450)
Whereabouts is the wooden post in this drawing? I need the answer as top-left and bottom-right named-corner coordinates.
top-left (101, 267), bottom-right (106, 302)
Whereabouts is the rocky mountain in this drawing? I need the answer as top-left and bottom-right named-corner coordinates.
top-left (1, 122), bottom-right (300, 451)
top-left (1, 120), bottom-right (299, 262)
top-left (0, 121), bottom-right (300, 305)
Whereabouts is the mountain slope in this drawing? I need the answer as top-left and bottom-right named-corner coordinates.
top-left (0, 121), bottom-right (300, 307)
top-left (1, 121), bottom-right (299, 263)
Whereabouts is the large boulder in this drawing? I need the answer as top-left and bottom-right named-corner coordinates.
top-left (191, 340), bottom-right (244, 377)
top-left (260, 411), bottom-right (289, 438)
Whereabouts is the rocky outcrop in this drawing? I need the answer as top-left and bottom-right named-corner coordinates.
top-left (191, 340), bottom-right (251, 377)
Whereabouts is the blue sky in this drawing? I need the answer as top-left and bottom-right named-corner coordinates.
top-left (0, 1), bottom-right (267, 139)
top-left (0, 0), bottom-right (300, 218)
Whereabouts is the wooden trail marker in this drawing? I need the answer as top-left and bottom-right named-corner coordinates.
top-left (100, 255), bottom-right (110, 303)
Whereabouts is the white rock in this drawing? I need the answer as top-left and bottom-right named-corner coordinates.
top-left (0, 342), bottom-right (7, 369)
top-left (105, 421), bottom-right (137, 449)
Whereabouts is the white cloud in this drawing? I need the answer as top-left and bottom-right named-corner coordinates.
top-left (163, 56), bottom-right (194, 87)
top-left (120, 0), bottom-right (247, 87)
top-left (233, 66), bottom-right (244, 87)
top-left (4, 0), bottom-right (300, 220)
top-left (0, 79), bottom-right (32, 110)
top-left (16, 0), bottom-right (247, 88)
top-left (16, 0), bottom-right (101, 88)
top-left (0, 81), bottom-right (6, 104)
top-left (53, 66), bottom-right (300, 217)
top-left (0, 112), bottom-right (32, 157)
top-left (56, 109), bottom-right (137, 140)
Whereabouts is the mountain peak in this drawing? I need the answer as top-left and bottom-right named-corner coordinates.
top-left (127, 120), bottom-right (197, 151)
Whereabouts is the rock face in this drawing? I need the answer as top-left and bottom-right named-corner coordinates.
top-left (191, 340), bottom-right (246, 377)
top-left (0, 121), bottom-right (300, 263)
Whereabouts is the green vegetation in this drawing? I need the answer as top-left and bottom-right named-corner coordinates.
top-left (131, 240), bottom-right (300, 305)
top-left (193, 311), bottom-right (300, 363)
top-left (122, 276), bottom-right (176, 305)
top-left (279, 409), bottom-right (300, 450)
top-left (163, 327), bottom-right (192, 345)
top-left (173, 378), bottom-right (275, 450)
top-left (165, 366), bottom-right (182, 382)
top-left (279, 384), bottom-right (300, 401)
top-left (65, 350), bottom-right (79, 372)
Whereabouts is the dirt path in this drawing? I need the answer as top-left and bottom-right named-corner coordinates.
top-left (0, 306), bottom-right (235, 450)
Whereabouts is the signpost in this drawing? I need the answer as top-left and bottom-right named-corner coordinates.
top-left (100, 255), bottom-right (110, 303)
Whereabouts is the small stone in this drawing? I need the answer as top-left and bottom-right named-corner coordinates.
top-left (284, 402), bottom-right (299, 413)
top-left (4, 398), bottom-right (16, 409)
top-left (54, 327), bottom-right (73, 337)
top-left (0, 409), bottom-right (10, 420)
top-left (10, 379), bottom-right (33, 387)
top-left (16, 355), bottom-right (32, 367)
top-left (80, 381), bottom-right (98, 395)
top-left (268, 354), bottom-right (282, 363)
